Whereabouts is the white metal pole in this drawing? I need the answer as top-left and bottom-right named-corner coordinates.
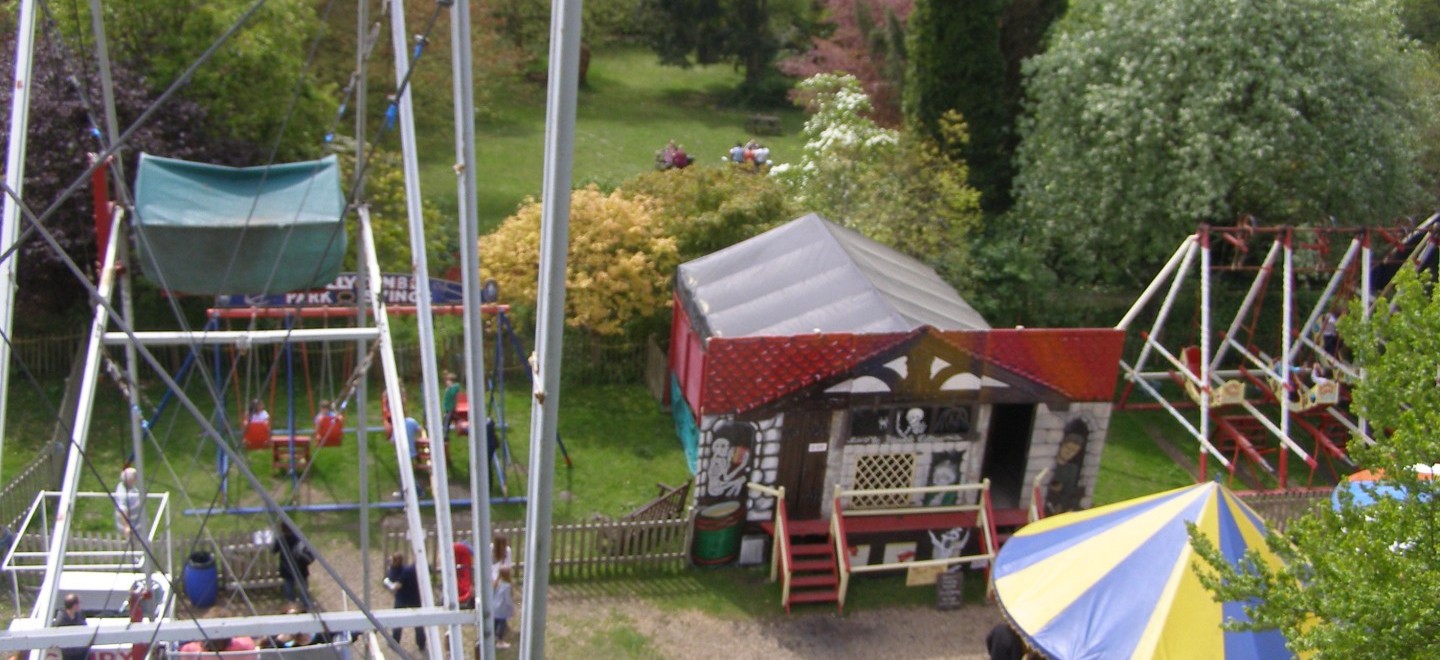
top-left (1117, 235), bottom-right (1196, 330)
top-left (1280, 230), bottom-right (1294, 484)
top-left (1133, 240), bottom-right (1199, 377)
top-left (355, 0), bottom-right (372, 619)
top-left (1287, 237), bottom-right (1359, 365)
top-left (1199, 228), bottom-right (1211, 471)
top-left (358, 207), bottom-right (443, 657)
top-left (1209, 241), bottom-right (1281, 371)
top-left (385, 3), bottom-right (462, 655)
top-left (448, 0), bottom-right (498, 655)
top-left (31, 209), bottom-right (123, 629)
top-left (0, 0), bottom-right (40, 482)
top-left (522, 0), bottom-right (584, 656)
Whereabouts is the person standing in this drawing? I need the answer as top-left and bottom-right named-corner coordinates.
top-left (113, 467), bottom-right (144, 538)
top-left (55, 594), bottom-right (90, 660)
top-left (441, 372), bottom-right (462, 437)
top-left (271, 524), bottom-right (314, 607)
top-left (492, 567), bottom-right (515, 649)
top-left (729, 142), bottom-right (745, 164)
top-left (753, 143), bottom-right (770, 171)
top-left (385, 552), bottom-right (425, 651)
top-left (490, 533), bottom-right (513, 583)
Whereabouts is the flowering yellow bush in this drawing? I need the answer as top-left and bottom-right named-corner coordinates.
top-left (480, 186), bottom-right (679, 337)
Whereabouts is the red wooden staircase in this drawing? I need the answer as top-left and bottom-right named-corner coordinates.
top-left (781, 519), bottom-right (841, 612)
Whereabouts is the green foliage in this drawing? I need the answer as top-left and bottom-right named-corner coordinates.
top-left (621, 166), bottom-right (799, 262)
top-left (1013, 0), bottom-right (1437, 287)
top-left (332, 143), bottom-right (453, 275)
top-left (905, 0), bottom-right (1012, 214)
top-left (480, 186), bottom-right (679, 338)
top-left (1190, 268), bottom-right (1440, 657)
top-left (634, 0), bottom-right (817, 101)
top-left (489, 0), bottom-right (644, 52)
top-left (52, 0), bottom-right (336, 160)
top-left (773, 74), bottom-right (982, 286)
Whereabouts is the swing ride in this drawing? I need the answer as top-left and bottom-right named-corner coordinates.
top-left (1116, 216), bottom-right (1440, 489)
top-left (0, 0), bottom-right (592, 652)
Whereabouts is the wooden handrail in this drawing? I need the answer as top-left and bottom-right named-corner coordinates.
top-left (981, 483), bottom-right (1000, 599)
top-left (1029, 467), bottom-right (1051, 522)
top-left (832, 485), bottom-right (852, 609)
top-left (776, 497), bottom-right (792, 606)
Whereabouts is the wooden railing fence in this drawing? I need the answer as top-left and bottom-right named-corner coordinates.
top-left (0, 442), bottom-right (65, 531)
top-left (383, 512), bottom-right (694, 581)
top-left (1237, 489), bottom-right (1331, 533)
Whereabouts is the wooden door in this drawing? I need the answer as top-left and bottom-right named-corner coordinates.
top-left (778, 410), bottom-right (831, 520)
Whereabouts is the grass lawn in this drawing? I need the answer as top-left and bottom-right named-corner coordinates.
top-left (1093, 408), bottom-right (1206, 506)
top-left (421, 48), bottom-right (808, 232)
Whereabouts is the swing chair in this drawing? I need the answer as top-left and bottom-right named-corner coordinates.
top-left (1178, 346), bottom-right (1247, 407)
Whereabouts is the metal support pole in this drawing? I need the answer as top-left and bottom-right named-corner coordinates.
top-left (386, 2), bottom-right (462, 655)
top-left (522, 0), bottom-right (584, 656)
top-left (31, 209), bottom-right (123, 629)
top-left (1199, 227), bottom-right (1211, 479)
top-left (1280, 230), bottom-right (1293, 488)
top-left (1117, 235), bottom-right (1196, 330)
top-left (0, 0), bottom-right (40, 481)
top-left (1209, 241), bottom-right (1281, 371)
top-left (354, 0), bottom-right (372, 620)
top-left (449, 0), bottom-right (497, 655)
top-left (1133, 240), bottom-right (1199, 376)
top-left (359, 207), bottom-right (443, 658)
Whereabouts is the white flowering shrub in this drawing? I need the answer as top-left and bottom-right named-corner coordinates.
top-left (771, 73), bottom-right (899, 220)
top-left (772, 73), bottom-right (982, 288)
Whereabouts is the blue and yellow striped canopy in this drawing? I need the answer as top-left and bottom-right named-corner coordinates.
top-left (993, 482), bottom-right (1290, 659)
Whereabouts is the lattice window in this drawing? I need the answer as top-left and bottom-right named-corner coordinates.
top-left (852, 453), bottom-right (917, 508)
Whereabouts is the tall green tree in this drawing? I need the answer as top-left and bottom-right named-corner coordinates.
top-left (635, 0), bottom-right (816, 100)
top-left (52, 0), bottom-right (335, 160)
top-left (1191, 267), bottom-right (1440, 657)
top-left (905, 0), bottom-right (1011, 214)
top-left (1013, 0), bottom-right (1436, 286)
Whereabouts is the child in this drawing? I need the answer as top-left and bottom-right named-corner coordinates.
top-left (493, 567), bottom-right (515, 649)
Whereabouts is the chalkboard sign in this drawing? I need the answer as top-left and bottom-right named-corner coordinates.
top-left (935, 571), bottom-right (965, 610)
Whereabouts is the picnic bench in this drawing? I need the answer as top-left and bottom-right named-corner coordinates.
top-left (746, 114), bottom-right (782, 136)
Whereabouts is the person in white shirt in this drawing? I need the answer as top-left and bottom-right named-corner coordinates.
top-left (113, 467), bottom-right (144, 537)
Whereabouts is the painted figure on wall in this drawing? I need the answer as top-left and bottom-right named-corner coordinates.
top-left (923, 451), bottom-right (965, 506)
top-left (895, 407), bottom-right (928, 438)
top-left (706, 420), bottom-right (754, 498)
top-left (1045, 420), bottom-right (1089, 516)
top-left (928, 527), bottom-right (971, 572)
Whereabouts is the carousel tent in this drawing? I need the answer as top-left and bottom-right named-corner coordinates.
top-left (133, 154), bottom-right (347, 295)
top-left (675, 213), bottom-right (989, 339)
top-left (993, 482), bottom-right (1290, 659)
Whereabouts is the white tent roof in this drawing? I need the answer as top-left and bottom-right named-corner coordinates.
top-left (676, 214), bottom-right (989, 339)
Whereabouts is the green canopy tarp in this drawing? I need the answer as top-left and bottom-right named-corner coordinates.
top-left (133, 153), bottom-right (347, 295)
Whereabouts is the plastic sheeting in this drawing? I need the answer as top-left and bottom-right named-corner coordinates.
top-left (676, 214), bottom-right (988, 339)
top-left (994, 483), bottom-right (1291, 659)
top-left (133, 154), bottom-right (346, 295)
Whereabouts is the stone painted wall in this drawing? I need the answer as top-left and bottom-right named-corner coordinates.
top-left (1021, 402), bottom-right (1114, 515)
top-left (693, 412), bottom-right (785, 523)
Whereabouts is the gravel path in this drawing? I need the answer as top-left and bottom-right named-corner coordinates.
top-left (296, 536), bottom-right (1002, 659)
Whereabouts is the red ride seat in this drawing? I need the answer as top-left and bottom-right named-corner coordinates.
top-left (243, 419), bottom-right (272, 450)
top-left (450, 392), bottom-right (470, 437)
top-left (315, 414), bottom-right (345, 447)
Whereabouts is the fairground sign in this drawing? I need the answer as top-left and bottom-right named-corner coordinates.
top-left (213, 273), bottom-right (464, 308)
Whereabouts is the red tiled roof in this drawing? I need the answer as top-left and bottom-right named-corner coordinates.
top-left (693, 327), bottom-right (1125, 415)
top-left (700, 331), bottom-right (914, 414)
top-left (938, 329), bottom-right (1126, 402)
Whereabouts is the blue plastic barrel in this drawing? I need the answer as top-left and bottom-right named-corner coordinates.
top-left (183, 550), bottom-right (218, 607)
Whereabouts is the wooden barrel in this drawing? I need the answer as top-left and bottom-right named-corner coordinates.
top-left (692, 500), bottom-right (745, 566)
